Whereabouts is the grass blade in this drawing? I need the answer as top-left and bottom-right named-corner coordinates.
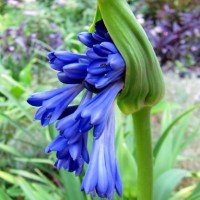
top-left (153, 104), bottom-right (200, 157)
top-left (0, 171), bottom-right (16, 184)
top-left (17, 177), bottom-right (41, 200)
top-left (14, 157), bottom-right (53, 165)
top-left (154, 169), bottom-right (188, 200)
top-left (0, 188), bottom-right (12, 200)
top-left (59, 169), bottom-right (85, 200)
top-left (0, 143), bottom-right (23, 157)
top-left (187, 182), bottom-right (200, 200)
top-left (9, 169), bottom-right (45, 183)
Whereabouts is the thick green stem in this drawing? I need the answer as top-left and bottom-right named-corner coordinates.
top-left (132, 107), bottom-right (153, 200)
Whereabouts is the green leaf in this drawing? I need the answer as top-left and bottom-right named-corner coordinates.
top-left (0, 73), bottom-right (26, 90)
top-left (32, 183), bottom-right (60, 200)
top-left (0, 171), bottom-right (16, 184)
top-left (151, 100), bottom-right (179, 114)
top-left (154, 128), bottom-right (173, 179)
top-left (154, 169), bottom-right (188, 200)
top-left (17, 177), bottom-right (40, 200)
top-left (10, 86), bottom-right (25, 98)
top-left (180, 126), bottom-right (200, 153)
top-left (0, 188), bottom-right (12, 200)
top-left (19, 59), bottom-right (36, 86)
top-left (1, 73), bottom-right (26, 98)
top-left (48, 124), bottom-right (58, 141)
top-left (34, 169), bottom-right (58, 190)
top-left (0, 86), bottom-right (32, 120)
top-left (59, 170), bottom-right (85, 200)
top-left (14, 157), bottom-right (53, 165)
top-left (154, 109), bottom-right (190, 178)
top-left (89, 5), bottom-right (102, 32)
top-left (0, 143), bottom-right (23, 157)
top-left (187, 182), bottom-right (200, 200)
top-left (9, 169), bottom-right (45, 183)
top-left (6, 186), bottom-right (23, 197)
top-left (116, 130), bottom-right (137, 198)
top-left (170, 185), bottom-right (194, 200)
top-left (171, 115), bottom-right (191, 164)
top-left (154, 104), bottom-right (200, 157)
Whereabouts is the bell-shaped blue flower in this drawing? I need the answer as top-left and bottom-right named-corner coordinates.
top-left (57, 58), bottom-right (90, 84)
top-left (45, 133), bottom-right (89, 175)
top-left (86, 51), bottom-right (125, 89)
top-left (48, 51), bottom-right (86, 71)
top-left (56, 91), bottom-right (92, 140)
top-left (76, 81), bottom-right (123, 139)
top-left (78, 21), bottom-right (125, 90)
top-left (44, 92), bottom-right (92, 175)
top-left (81, 109), bottom-right (122, 200)
top-left (27, 84), bottom-right (83, 126)
top-left (78, 32), bottom-right (99, 48)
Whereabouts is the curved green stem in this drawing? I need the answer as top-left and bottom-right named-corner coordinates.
top-left (132, 107), bottom-right (153, 200)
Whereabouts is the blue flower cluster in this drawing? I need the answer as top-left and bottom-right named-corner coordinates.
top-left (27, 21), bottom-right (125, 200)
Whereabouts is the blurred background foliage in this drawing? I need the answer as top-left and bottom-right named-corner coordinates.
top-left (0, 0), bottom-right (200, 200)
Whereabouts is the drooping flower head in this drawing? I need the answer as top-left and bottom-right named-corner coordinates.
top-left (27, 20), bottom-right (125, 200)
top-left (27, 0), bottom-right (166, 198)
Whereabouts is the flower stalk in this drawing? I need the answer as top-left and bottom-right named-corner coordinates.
top-left (132, 107), bottom-right (153, 200)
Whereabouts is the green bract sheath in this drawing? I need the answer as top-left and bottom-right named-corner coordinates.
top-left (95, 0), bottom-right (165, 115)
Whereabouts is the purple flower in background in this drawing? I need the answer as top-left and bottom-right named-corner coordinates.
top-left (27, 20), bottom-right (125, 200)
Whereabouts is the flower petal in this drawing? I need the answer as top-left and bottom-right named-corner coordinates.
top-left (93, 44), bottom-right (112, 57)
top-left (78, 32), bottom-right (98, 47)
top-left (27, 86), bottom-right (67, 107)
top-left (100, 42), bottom-right (118, 54)
top-left (63, 63), bottom-right (88, 80)
top-left (108, 53), bottom-right (125, 70)
top-left (87, 59), bottom-right (108, 75)
top-left (57, 72), bottom-right (82, 84)
top-left (45, 135), bottom-right (68, 153)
